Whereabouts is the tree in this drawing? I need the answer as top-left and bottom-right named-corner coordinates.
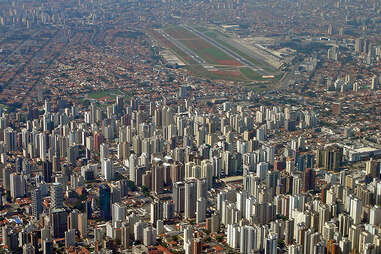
top-left (141, 185), bottom-right (150, 197)
top-left (6, 191), bottom-right (11, 202)
top-left (127, 180), bottom-right (138, 192)
top-left (113, 172), bottom-right (125, 181)
top-left (278, 239), bottom-right (285, 249)
top-left (215, 235), bottom-right (224, 242)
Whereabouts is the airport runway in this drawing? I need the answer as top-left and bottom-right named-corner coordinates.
top-left (182, 24), bottom-right (266, 75)
top-left (159, 29), bottom-right (206, 65)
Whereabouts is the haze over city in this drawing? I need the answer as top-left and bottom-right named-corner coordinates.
top-left (0, 0), bottom-right (380, 253)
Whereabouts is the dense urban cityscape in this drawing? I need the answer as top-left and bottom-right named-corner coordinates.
top-left (0, 0), bottom-right (381, 253)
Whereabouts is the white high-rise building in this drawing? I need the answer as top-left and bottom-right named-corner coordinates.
top-left (350, 196), bottom-right (362, 225)
top-left (339, 238), bottom-right (351, 254)
top-left (184, 181), bottom-right (196, 219)
top-left (100, 143), bottom-right (109, 161)
top-left (245, 196), bottom-right (256, 220)
top-left (78, 213), bottom-right (88, 238)
top-left (112, 203), bottom-right (127, 224)
top-left (39, 133), bottom-right (47, 161)
top-left (265, 146), bottom-right (275, 164)
top-left (156, 220), bottom-right (164, 235)
top-left (371, 76), bottom-right (378, 90)
top-left (129, 153), bottom-right (137, 182)
top-left (102, 158), bottom-right (112, 181)
top-left (184, 240), bottom-right (192, 254)
top-left (289, 195), bottom-right (305, 215)
top-left (257, 162), bottom-right (269, 181)
top-left (183, 225), bottom-right (193, 249)
top-left (143, 226), bottom-right (156, 246)
top-left (44, 100), bottom-right (51, 113)
top-left (265, 232), bottom-right (278, 254)
top-left (237, 140), bottom-right (249, 154)
top-left (10, 173), bottom-right (26, 199)
top-left (369, 205), bottom-right (381, 225)
top-left (292, 175), bottom-right (302, 195)
top-left (196, 198), bottom-right (206, 224)
top-left (240, 225), bottom-right (249, 254)
top-left (196, 178), bottom-right (208, 200)
top-left (377, 181), bottom-right (381, 204)
top-left (4, 127), bottom-right (16, 152)
top-left (236, 191), bottom-right (248, 216)
top-left (256, 125), bottom-right (266, 141)
top-left (134, 221), bottom-right (145, 242)
top-left (286, 160), bottom-right (294, 174)
top-left (289, 244), bottom-right (303, 254)
top-left (217, 191), bottom-right (227, 213)
top-left (212, 156), bottom-right (222, 178)
top-left (200, 160), bottom-right (213, 188)
top-left (240, 225), bottom-right (256, 254)
top-left (23, 244), bottom-right (35, 254)
top-left (256, 111), bottom-right (264, 123)
top-left (227, 224), bottom-right (240, 249)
